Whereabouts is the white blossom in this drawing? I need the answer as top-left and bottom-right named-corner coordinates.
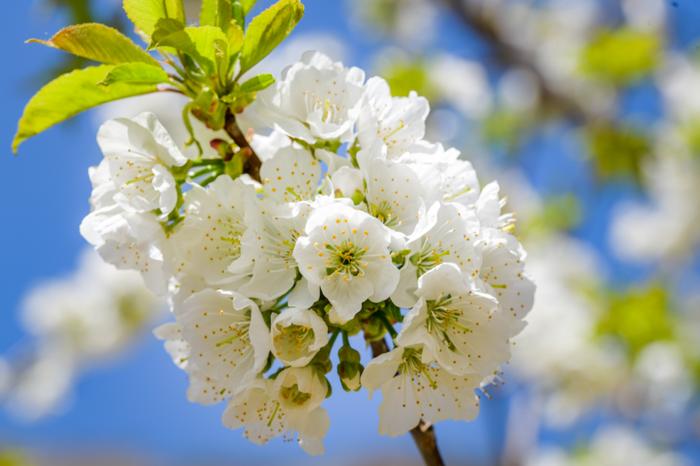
top-left (222, 376), bottom-right (330, 455)
top-left (271, 307), bottom-right (329, 367)
top-left (170, 175), bottom-right (255, 290)
top-left (397, 263), bottom-right (511, 377)
top-left (169, 289), bottom-right (270, 399)
top-left (361, 346), bottom-right (481, 436)
top-left (293, 202), bottom-right (400, 324)
top-left (357, 76), bottom-right (429, 157)
top-left (254, 51), bottom-right (365, 143)
top-left (97, 112), bottom-right (188, 215)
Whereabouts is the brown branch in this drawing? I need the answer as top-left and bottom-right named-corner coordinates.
top-left (224, 109), bottom-right (262, 183)
top-left (369, 339), bottom-right (446, 466)
top-left (440, 0), bottom-right (598, 124)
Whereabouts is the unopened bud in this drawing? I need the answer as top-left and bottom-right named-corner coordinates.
top-left (338, 361), bottom-right (363, 391)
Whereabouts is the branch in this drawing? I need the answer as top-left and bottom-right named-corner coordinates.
top-left (224, 109), bottom-right (262, 182)
top-left (440, 0), bottom-right (599, 124)
top-left (369, 339), bottom-right (446, 466)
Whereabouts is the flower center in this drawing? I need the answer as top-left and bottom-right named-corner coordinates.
top-left (399, 348), bottom-right (438, 389)
top-left (325, 240), bottom-right (368, 278)
top-left (304, 91), bottom-right (344, 124)
top-left (369, 200), bottom-right (399, 228)
top-left (410, 240), bottom-right (449, 275)
top-left (279, 383), bottom-right (312, 406)
top-left (274, 324), bottom-right (314, 357)
top-left (426, 296), bottom-right (471, 351)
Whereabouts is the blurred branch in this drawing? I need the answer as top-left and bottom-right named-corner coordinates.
top-left (369, 339), bottom-right (445, 466)
top-left (440, 0), bottom-right (595, 124)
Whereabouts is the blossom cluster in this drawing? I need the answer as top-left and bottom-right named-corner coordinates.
top-left (0, 249), bottom-right (160, 420)
top-left (81, 51), bottom-right (535, 454)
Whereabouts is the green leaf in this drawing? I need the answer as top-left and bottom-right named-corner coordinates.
top-left (586, 125), bottom-right (650, 181)
top-left (200, 0), bottom-right (233, 29)
top-left (579, 28), bottom-right (661, 85)
top-left (241, 0), bottom-right (258, 14)
top-left (29, 23), bottom-right (157, 65)
top-left (239, 0), bottom-right (304, 74)
top-left (185, 26), bottom-right (230, 65)
top-left (227, 21), bottom-right (244, 54)
top-left (13, 65), bottom-right (159, 152)
top-left (100, 62), bottom-right (170, 86)
top-left (151, 22), bottom-right (230, 73)
top-left (150, 18), bottom-right (186, 46)
top-left (239, 73), bottom-right (275, 93)
top-left (123, 0), bottom-right (186, 37)
top-left (596, 284), bottom-right (675, 360)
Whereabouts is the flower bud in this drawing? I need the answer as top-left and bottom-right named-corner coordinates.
top-left (338, 361), bottom-right (363, 392)
top-left (338, 345), bottom-right (361, 364)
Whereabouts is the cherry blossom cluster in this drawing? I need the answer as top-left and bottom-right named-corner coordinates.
top-left (81, 51), bottom-right (535, 455)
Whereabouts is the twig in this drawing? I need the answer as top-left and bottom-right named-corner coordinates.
top-left (224, 109), bottom-right (262, 182)
top-left (440, 0), bottom-right (598, 124)
top-left (369, 338), bottom-right (446, 466)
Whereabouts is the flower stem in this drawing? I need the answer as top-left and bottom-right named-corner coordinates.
top-left (369, 338), bottom-right (445, 466)
top-left (224, 109), bottom-right (262, 183)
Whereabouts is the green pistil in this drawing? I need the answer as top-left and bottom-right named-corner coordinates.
top-left (325, 240), bottom-right (368, 278)
top-left (426, 296), bottom-right (471, 350)
top-left (215, 321), bottom-right (249, 347)
top-left (267, 401), bottom-right (280, 427)
top-left (279, 383), bottom-right (312, 406)
top-left (400, 348), bottom-right (437, 389)
top-left (274, 324), bottom-right (314, 351)
top-left (369, 201), bottom-right (398, 227)
top-left (410, 242), bottom-right (449, 275)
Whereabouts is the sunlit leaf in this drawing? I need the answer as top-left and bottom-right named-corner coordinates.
top-left (241, 0), bottom-right (258, 14)
top-left (100, 62), bottom-right (170, 85)
top-left (123, 0), bottom-right (186, 37)
top-left (239, 0), bottom-right (304, 74)
top-left (200, 0), bottom-right (233, 29)
top-left (586, 125), bottom-right (650, 181)
top-left (596, 284), bottom-right (675, 359)
top-left (28, 23), bottom-right (157, 65)
top-left (13, 65), bottom-right (158, 152)
top-left (239, 73), bottom-right (275, 93)
top-left (579, 28), bottom-right (661, 85)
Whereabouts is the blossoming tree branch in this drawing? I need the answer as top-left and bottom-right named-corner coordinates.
top-left (12, 1), bottom-right (535, 464)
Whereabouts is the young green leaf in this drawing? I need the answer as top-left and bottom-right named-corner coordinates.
top-left (227, 21), bottom-right (244, 54)
top-left (241, 0), bottom-right (258, 14)
top-left (123, 0), bottom-right (186, 37)
top-left (13, 65), bottom-right (159, 152)
top-left (200, 0), bottom-right (233, 29)
top-left (186, 26), bottom-right (230, 66)
top-left (28, 23), bottom-right (158, 65)
top-left (239, 73), bottom-right (275, 93)
top-left (239, 0), bottom-right (304, 74)
top-left (150, 18), bottom-right (186, 47)
top-left (100, 62), bottom-right (170, 86)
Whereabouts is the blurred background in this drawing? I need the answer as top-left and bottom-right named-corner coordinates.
top-left (1, 0), bottom-right (700, 465)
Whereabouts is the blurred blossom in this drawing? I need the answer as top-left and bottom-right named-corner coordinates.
top-left (610, 150), bottom-right (700, 264)
top-left (511, 234), bottom-right (624, 427)
top-left (527, 425), bottom-right (690, 466)
top-left (428, 54), bottom-right (493, 119)
top-left (2, 250), bottom-right (162, 420)
top-left (499, 68), bottom-right (539, 114)
top-left (349, 0), bottom-right (438, 47)
top-left (611, 55), bottom-right (700, 264)
top-left (622, 0), bottom-right (668, 32)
